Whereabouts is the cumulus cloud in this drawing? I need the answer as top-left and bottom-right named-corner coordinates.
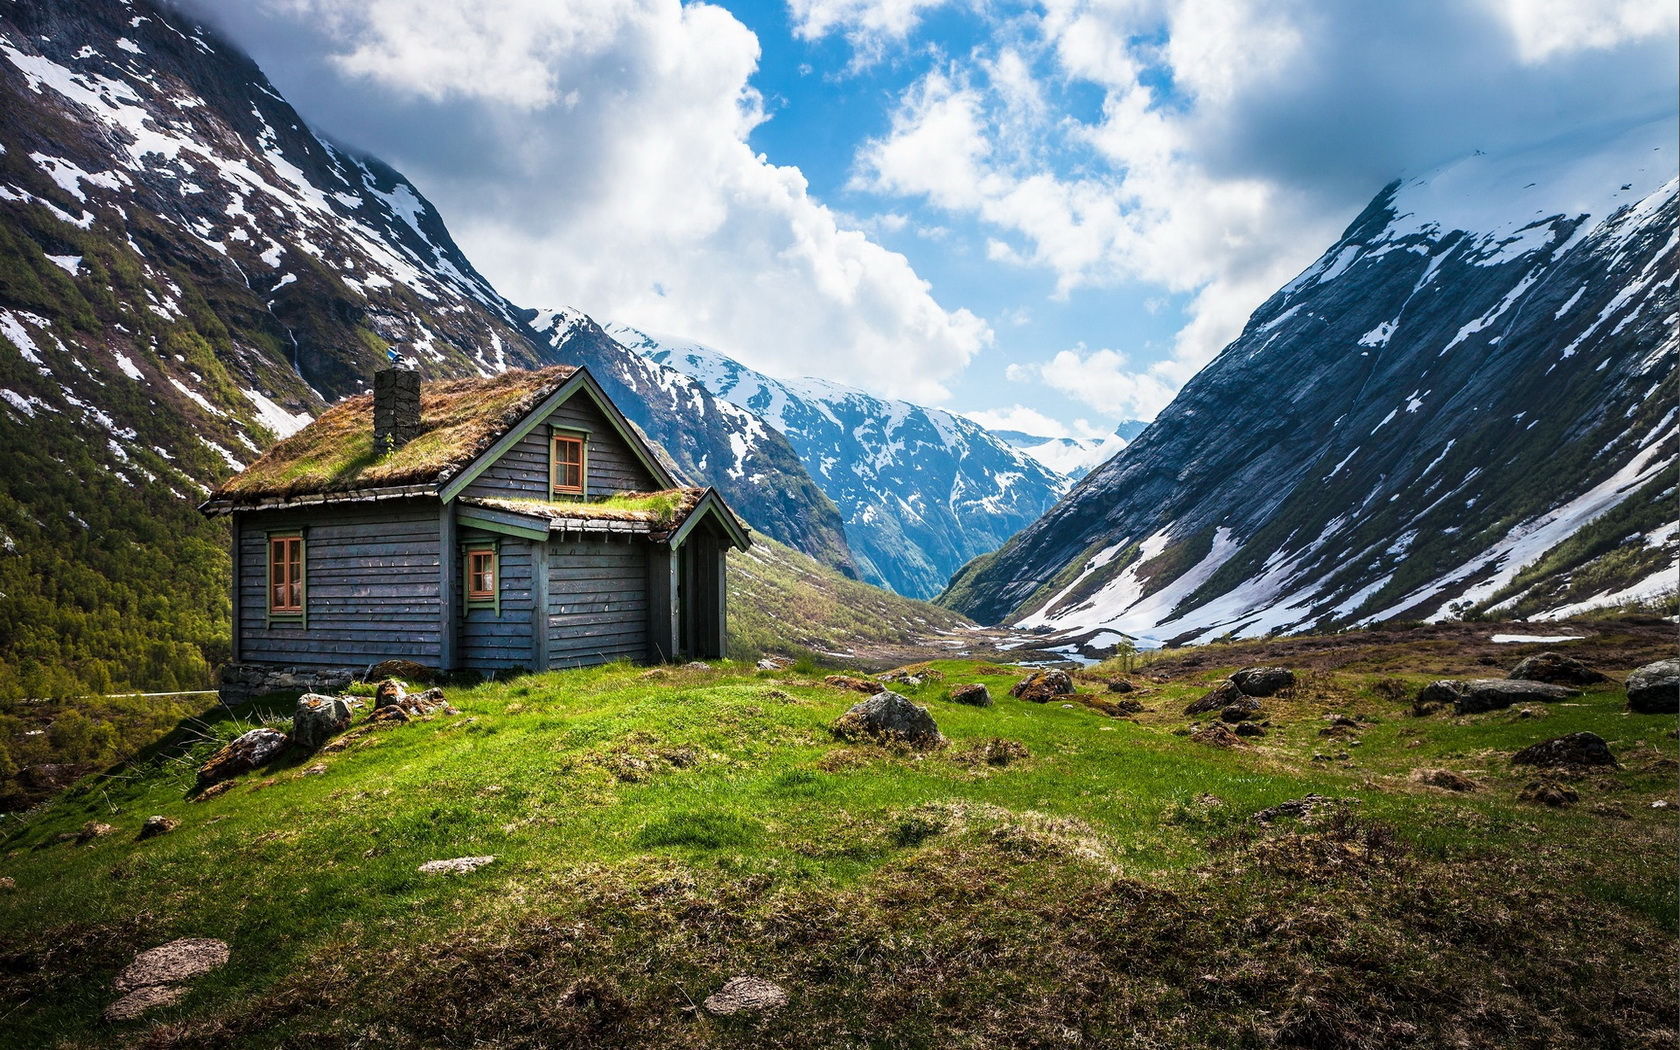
top-left (191, 0), bottom-right (989, 402)
top-left (849, 0), bottom-right (1678, 415)
top-left (788, 0), bottom-right (961, 54)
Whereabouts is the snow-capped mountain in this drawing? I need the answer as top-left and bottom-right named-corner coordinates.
top-left (942, 119), bottom-right (1678, 645)
top-left (0, 0), bottom-right (858, 693)
top-left (991, 422), bottom-right (1148, 480)
top-left (606, 323), bottom-right (1071, 597)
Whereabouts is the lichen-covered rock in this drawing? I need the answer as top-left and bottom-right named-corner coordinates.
top-left (366, 659), bottom-right (435, 684)
top-left (1625, 658), bottom-right (1680, 714)
top-left (114, 938), bottom-right (230, 992)
top-left (1185, 679), bottom-right (1244, 715)
top-left (1010, 669), bottom-right (1074, 703)
top-left (824, 675), bottom-right (885, 695)
top-left (292, 693), bottom-right (354, 750)
top-left (103, 983), bottom-right (188, 1022)
top-left (418, 856), bottom-right (495, 875)
top-left (948, 683), bottom-right (992, 707)
top-left (1220, 695), bottom-right (1262, 722)
top-left (1230, 667), bottom-right (1295, 697)
top-left (374, 678), bottom-right (406, 706)
top-left (196, 728), bottom-right (287, 788)
top-left (703, 975), bottom-right (788, 1015)
top-left (1419, 678), bottom-right (1579, 715)
top-left (1512, 732), bottom-right (1617, 768)
top-left (833, 691), bottom-right (944, 749)
top-left (1507, 651), bottom-right (1608, 686)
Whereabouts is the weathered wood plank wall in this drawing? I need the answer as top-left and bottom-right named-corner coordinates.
top-left (548, 537), bottom-right (650, 667)
top-left (458, 531), bottom-right (535, 669)
top-left (462, 392), bottom-right (660, 502)
top-left (236, 500), bottom-right (441, 669)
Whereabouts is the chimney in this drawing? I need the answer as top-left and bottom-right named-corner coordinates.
top-left (373, 367), bottom-right (421, 453)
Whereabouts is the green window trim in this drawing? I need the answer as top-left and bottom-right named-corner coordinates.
top-left (264, 527), bottom-right (308, 629)
top-left (462, 537), bottom-right (501, 616)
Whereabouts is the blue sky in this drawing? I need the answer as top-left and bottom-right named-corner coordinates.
top-left (189, 0), bottom-right (1677, 442)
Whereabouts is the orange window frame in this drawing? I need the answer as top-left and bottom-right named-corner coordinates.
top-left (467, 548), bottom-right (497, 600)
top-left (268, 535), bottom-right (303, 614)
top-left (552, 432), bottom-right (585, 496)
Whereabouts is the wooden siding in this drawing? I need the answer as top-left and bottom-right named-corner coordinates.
top-left (236, 501), bottom-right (441, 669)
top-left (462, 391), bottom-right (660, 503)
top-left (548, 537), bottom-right (650, 667)
top-left (459, 532), bottom-right (535, 670)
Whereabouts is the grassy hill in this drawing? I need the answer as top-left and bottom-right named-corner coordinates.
top-left (0, 626), bottom-right (1674, 1048)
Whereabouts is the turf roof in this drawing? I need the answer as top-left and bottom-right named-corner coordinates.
top-left (464, 489), bottom-right (749, 545)
top-left (210, 366), bottom-right (579, 503)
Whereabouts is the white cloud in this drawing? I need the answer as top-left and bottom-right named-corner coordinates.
top-left (963, 404), bottom-right (1111, 440)
top-left (1492, 0), bottom-right (1676, 63)
top-left (1030, 346), bottom-right (1179, 421)
top-left (235, 0), bottom-right (989, 402)
top-left (788, 0), bottom-right (959, 53)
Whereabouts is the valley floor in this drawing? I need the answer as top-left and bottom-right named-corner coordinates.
top-left (0, 623), bottom-right (1675, 1048)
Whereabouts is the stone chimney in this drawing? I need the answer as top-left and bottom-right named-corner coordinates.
top-left (373, 367), bottom-right (421, 453)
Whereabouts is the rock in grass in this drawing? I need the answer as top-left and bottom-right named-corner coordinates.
top-left (1220, 695), bottom-right (1262, 723)
top-left (1190, 722), bottom-right (1243, 748)
top-left (1234, 722), bottom-right (1266, 737)
top-left (138, 816), bottom-right (179, 839)
top-left (1410, 768), bottom-right (1478, 792)
top-left (1625, 658), bottom-right (1680, 714)
top-left (947, 683), bottom-right (992, 707)
top-left (374, 678), bottom-right (406, 705)
top-left (1423, 678), bottom-right (1580, 715)
top-left (103, 983), bottom-right (189, 1022)
top-left (1230, 667), bottom-right (1295, 697)
top-left (197, 728), bottom-right (288, 788)
top-left (367, 659), bottom-right (435, 684)
top-left (1010, 669), bottom-right (1073, 703)
top-left (114, 938), bottom-right (230, 992)
top-left (1508, 652), bottom-right (1608, 686)
top-left (1185, 679), bottom-right (1244, 715)
top-left (1519, 780), bottom-right (1579, 807)
top-left (832, 691), bottom-right (944, 749)
top-left (1511, 732), bottom-right (1617, 768)
top-left (703, 975), bottom-right (788, 1015)
top-left (1106, 678), bottom-right (1135, 693)
top-left (824, 674), bottom-right (885, 695)
top-left (292, 693), bottom-right (354, 750)
top-left (418, 856), bottom-right (495, 875)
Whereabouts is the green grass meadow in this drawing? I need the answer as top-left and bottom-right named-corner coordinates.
top-left (1, 654), bottom-right (1675, 1048)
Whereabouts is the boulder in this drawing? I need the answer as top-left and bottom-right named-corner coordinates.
top-left (1220, 695), bottom-right (1262, 723)
top-left (703, 975), bottom-right (788, 1015)
top-left (374, 678), bottom-right (406, 706)
top-left (1422, 678), bottom-right (1579, 715)
top-left (1412, 680), bottom-right (1465, 714)
top-left (366, 659), bottom-right (435, 684)
top-left (832, 691), bottom-right (945, 749)
top-left (1185, 679), bottom-right (1244, 715)
top-left (1511, 731), bottom-right (1617, 768)
top-left (824, 675), bottom-right (885, 695)
top-left (1508, 651), bottom-right (1608, 686)
top-left (1625, 658), bottom-right (1680, 714)
top-left (196, 728), bottom-right (288, 788)
top-left (1190, 723), bottom-right (1243, 748)
top-left (138, 816), bottom-right (180, 839)
top-left (1234, 722), bottom-right (1267, 737)
top-left (947, 683), bottom-right (992, 707)
top-left (1230, 667), bottom-right (1295, 697)
top-left (1010, 669), bottom-right (1073, 703)
top-left (1106, 679), bottom-right (1135, 693)
top-left (291, 694), bottom-right (354, 750)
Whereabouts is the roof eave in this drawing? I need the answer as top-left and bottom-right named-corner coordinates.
top-left (198, 484), bottom-right (441, 516)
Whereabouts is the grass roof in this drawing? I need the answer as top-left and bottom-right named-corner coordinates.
top-left (465, 489), bottom-right (700, 527)
top-left (210, 366), bottom-right (578, 503)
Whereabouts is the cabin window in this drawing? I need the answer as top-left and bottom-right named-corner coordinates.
top-left (467, 548), bottom-right (497, 600)
top-left (464, 542), bottom-right (500, 614)
top-left (552, 432), bottom-right (586, 496)
top-left (267, 534), bottom-right (304, 618)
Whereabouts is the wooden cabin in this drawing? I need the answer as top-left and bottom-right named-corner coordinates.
top-left (200, 365), bottom-right (750, 677)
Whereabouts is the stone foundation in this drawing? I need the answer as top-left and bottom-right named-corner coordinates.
top-left (218, 663), bottom-right (357, 703)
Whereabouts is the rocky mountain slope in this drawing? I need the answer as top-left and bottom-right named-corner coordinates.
top-left (607, 323), bottom-right (1068, 597)
top-left (942, 120), bottom-right (1678, 648)
top-left (992, 422), bottom-right (1148, 480)
top-left (0, 0), bottom-right (853, 695)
